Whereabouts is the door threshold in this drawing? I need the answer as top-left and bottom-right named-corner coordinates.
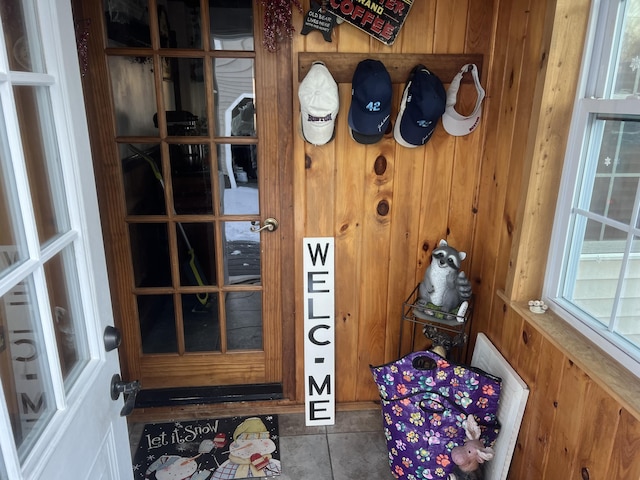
top-left (134, 383), bottom-right (283, 408)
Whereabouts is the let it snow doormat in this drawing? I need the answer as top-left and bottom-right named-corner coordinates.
top-left (132, 415), bottom-right (280, 479)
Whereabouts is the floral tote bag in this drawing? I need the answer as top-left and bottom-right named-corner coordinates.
top-left (370, 350), bottom-right (502, 479)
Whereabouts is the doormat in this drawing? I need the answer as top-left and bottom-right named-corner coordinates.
top-left (132, 415), bottom-right (281, 479)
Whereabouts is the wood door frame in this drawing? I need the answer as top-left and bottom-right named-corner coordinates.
top-left (72, 0), bottom-right (295, 400)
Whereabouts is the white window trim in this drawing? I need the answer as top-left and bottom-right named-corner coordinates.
top-left (544, 0), bottom-right (640, 378)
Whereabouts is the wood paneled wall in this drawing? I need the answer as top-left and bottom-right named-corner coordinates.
top-left (292, 0), bottom-right (496, 403)
top-left (292, 0), bottom-right (640, 476)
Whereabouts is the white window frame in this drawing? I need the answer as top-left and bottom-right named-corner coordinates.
top-left (545, 0), bottom-right (640, 377)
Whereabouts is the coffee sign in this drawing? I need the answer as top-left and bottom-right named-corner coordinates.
top-left (325, 0), bottom-right (413, 45)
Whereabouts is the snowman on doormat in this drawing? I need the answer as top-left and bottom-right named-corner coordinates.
top-left (210, 417), bottom-right (281, 479)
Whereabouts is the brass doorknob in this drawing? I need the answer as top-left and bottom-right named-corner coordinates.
top-left (250, 217), bottom-right (279, 232)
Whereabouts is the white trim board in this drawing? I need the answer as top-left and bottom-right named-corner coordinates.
top-left (471, 333), bottom-right (529, 480)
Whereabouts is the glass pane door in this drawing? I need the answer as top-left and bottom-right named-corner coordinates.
top-left (0, 1), bottom-right (129, 475)
top-left (94, 0), bottom-right (282, 390)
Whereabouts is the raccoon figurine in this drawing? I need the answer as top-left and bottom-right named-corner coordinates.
top-left (417, 239), bottom-right (472, 315)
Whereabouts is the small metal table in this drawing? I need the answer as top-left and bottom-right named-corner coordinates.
top-left (398, 284), bottom-right (473, 362)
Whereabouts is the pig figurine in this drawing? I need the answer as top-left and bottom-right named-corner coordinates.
top-left (448, 416), bottom-right (495, 480)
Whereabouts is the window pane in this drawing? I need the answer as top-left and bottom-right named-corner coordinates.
top-left (121, 143), bottom-right (166, 216)
top-left (137, 294), bottom-right (176, 354)
top-left (585, 116), bottom-right (640, 230)
top-left (616, 235), bottom-right (640, 347)
top-left (183, 293), bottom-right (219, 352)
top-left (569, 218), bottom-right (625, 325)
top-left (226, 290), bottom-right (262, 350)
top-left (161, 2), bottom-right (202, 49)
top-left (613, 0), bottom-right (640, 97)
top-left (214, 61), bottom-right (255, 138)
top-left (129, 223), bottom-right (171, 288)
top-left (223, 221), bottom-right (260, 283)
top-left (161, 58), bottom-right (207, 135)
top-left (171, 144), bottom-right (213, 215)
top-left (217, 142), bottom-right (259, 190)
top-left (13, 86), bottom-right (70, 244)
top-left (209, 0), bottom-right (254, 51)
top-left (0, 275), bottom-right (55, 462)
top-left (104, 0), bottom-right (151, 48)
top-left (43, 246), bottom-right (89, 387)
top-left (0, 107), bottom-right (27, 278)
top-left (221, 164), bottom-right (259, 215)
top-left (1, 1), bottom-right (45, 72)
top-left (176, 223), bottom-right (217, 287)
top-left (108, 56), bottom-right (157, 137)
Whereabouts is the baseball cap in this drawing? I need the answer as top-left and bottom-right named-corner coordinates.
top-left (298, 62), bottom-right (339, 146)
top-left (348, 59), bottom-right (392, 144)
top-left (442, 64), bottom-right (485, 136)
top-left (393, 65), bottom-right (446, 148)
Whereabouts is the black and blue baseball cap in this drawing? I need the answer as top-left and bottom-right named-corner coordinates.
top-left (348, 59), bottom-right (392, 144)
top-left (393, 65), bottom-right (446, 148)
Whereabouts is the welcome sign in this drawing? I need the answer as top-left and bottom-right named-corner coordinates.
top-left (303, 237), bottom-right (335, 426)
top-left (326, 0), bottom-right (414, 45)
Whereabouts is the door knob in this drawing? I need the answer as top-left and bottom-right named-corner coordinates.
top-left (250, 217), bottom-right (279, 232)
top-left (103, 325), bottom-right (121, 352)
top-left (110, 374), bottom-right (141, 416)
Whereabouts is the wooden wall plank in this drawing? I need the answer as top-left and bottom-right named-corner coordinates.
top-left (398, 0), bottom-right (436, 54)
top-left (569, 381), bottom-right (619, 479)
top-left (507, 320), bottom-right (543, 477)
top-left (542, 358), bottom-right (590, 479)
top-left (433, 0), bottom-right (468, 54)
top-left (505, 0), bottom-right (591, 301)
top-left (431, 0), bottom-right (474, 289)
top-left (609, 409), bottom-right (640, 478)
top-left (496, 0), bottom-right (550, 303)
top-left (467, 0), bottom-right (516, 346)
top-left (511, 336), bottom-right (563, 479)
top-left (355, 140), bottom-right (395, 400)
top-left (383, 0), bottom-right (437, 361)
top-left (384, 99), bottom-right (428, 360)
top-left (334, 81), bottom-right (366, 402)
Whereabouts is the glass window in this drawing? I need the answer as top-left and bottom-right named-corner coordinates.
top-left (13, 86), bottom-right (70, 245)
top-left (0, 276), bottom-right (56, 462)
top-left (0, 106), bottom-right (27, 278)
top-left (1, 1), bottom-right (45, 72)
top-left (546, 0), bottom-right (640, 376)
top-left (209, 0), bottom-right (254, 51)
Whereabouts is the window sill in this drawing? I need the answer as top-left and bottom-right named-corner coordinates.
top-left (497, 290), bottom-right (640, 421)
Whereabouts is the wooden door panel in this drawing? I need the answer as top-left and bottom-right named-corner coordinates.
top-left (75, 0), bottom-right (292, 398)
top-left (140, 353), bottom-right (267, 389)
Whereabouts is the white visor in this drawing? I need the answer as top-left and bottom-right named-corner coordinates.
top-left (442, 64), bottom-right (485, 136)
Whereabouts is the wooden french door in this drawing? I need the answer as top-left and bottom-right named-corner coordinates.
top-left (72, 0), bottom-right (293, 396)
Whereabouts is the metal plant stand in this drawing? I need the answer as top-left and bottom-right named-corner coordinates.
top-left (399, 284), bottom-right (473, 362)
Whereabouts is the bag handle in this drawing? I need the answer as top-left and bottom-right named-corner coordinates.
top-left (411, 355), bottom-right (438, 371)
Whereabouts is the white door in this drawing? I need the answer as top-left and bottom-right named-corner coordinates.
top-left (0, 1), bottom-right (133, 479)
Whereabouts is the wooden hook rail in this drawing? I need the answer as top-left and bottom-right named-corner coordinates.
top-left (298, 52), bottom-right (483, 84)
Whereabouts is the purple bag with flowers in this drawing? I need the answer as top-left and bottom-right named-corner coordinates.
top-left (370, 350), bottom-right (501, 479)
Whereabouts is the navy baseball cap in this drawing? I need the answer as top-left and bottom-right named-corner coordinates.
top-left (348, 59), bottom-right (392, 144)
top-left (393, 65), bottom-right (446, 148)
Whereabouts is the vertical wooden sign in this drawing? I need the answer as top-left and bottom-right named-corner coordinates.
top-left (303, 238), bottom-right (335, 426)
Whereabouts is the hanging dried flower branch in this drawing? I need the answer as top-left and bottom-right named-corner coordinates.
top-left (261, 0), bottom-right (303, 52)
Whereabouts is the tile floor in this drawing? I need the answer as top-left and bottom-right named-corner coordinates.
top-left (129, 409), bottom-right (395, 480)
